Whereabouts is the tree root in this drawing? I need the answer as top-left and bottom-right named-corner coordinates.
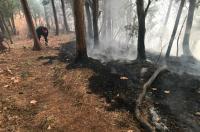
top-left (135, 65), bottom-right (167, 132)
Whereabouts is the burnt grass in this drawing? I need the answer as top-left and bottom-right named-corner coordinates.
top-left (46, 41), bottom-right (200, 132)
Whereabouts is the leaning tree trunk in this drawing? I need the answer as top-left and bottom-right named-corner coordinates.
top-left (74, 0), bottom-right (88, 60)
top-left (85, 1), bottom-right (93, 38)
top-left (165, 0), bottom-right (185, 58)
top-left (51, 0), bottom-right (59, 35)
top-left (182, 0), bottom-right (196, 56)
top-left (20, 0), bottom-right (41, 50)
top-left (136, 0), bottom-right (146, 61)
top-left (61, 0), bottom-right (70, 32)
top-left (0, 13), bottom-right (13, 44)
top-left (92, 0), bottom-right (99, 46)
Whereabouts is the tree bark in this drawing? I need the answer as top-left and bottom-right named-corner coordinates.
top-left (0, 14), bottom-right (13, 44)
top-left (61, 0), bottom-right (70, 32)
top-left (0, 18), bottom-right (6, 34)
top-left (74, 0), bottom-right (88, 60)
top-left (136, 0), bottom-right (146, 61)
top-left (165, 0), bottom-right (185, 58)
top-left (92, 0), bottom-right (99, 46)
top-left (11, 13), bottom-right (17, 35)
top-left (20, 0), bottom-right (41, 50)
top-left (85, 1), bottom-right (93, 38)
top-left (51, 0), bottom-right (59, 35)
top-left (8, 19), bottom-right (14, 34)
top-left (182, 0), bottom-right (196, 56)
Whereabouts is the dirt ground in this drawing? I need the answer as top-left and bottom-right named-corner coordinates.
top-left (1, 34), bottom-right (200, 132)
top-left (0, 34), bottom-right (140, 132)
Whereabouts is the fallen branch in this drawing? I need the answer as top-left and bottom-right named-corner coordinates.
top-left (135, 65), bottom-right (167, 132)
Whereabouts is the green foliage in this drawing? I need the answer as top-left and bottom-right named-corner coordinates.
top-left (0, 0), bottom-right (20, 18)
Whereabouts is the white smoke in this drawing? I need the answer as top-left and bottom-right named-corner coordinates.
top-left (86, 0), bottom-right (200, 63)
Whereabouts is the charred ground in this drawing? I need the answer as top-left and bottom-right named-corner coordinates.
top-left (0, 35), bottom-right (200, 132)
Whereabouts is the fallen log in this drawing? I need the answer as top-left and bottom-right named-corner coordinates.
top-left (135, 65), bottom-right (167, 132)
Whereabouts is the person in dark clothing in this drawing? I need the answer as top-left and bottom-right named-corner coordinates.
top-left (36, 26), bottom-right (49, 46)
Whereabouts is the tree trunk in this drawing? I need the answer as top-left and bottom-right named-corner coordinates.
top-left (182, 0), bottom-right (196, 56)
top-left (11, 14), bottom-right (17, 35)
top-left (85, 1), bottom-right (93, 38)
top-left (107, 0), bottom-right (112, 40)
top-left (74, 0), bottom-right (87, 60)
top-left (136, 0), bottom-right (146, 61)
top-left (165, 0), bottom-right (185, 58)
top-left (51, 0), bottom-right (59, 35)
top-left (0, 14), bottom-right (13, 44)
top-left (20, 0), bottom-right (41, 50)
top-left (43, 5), bottom-right (50, 29)
top-left (8, 19), bottom-right (14, 34)
top-left (61, 0), bottom-right (70, 32)
top-left (164, 0), bottom-right (173, 26)
top-left (0, 18), bottom-right (6, 34)
top-left (101, 0), bottom-right (106, 38)
top-left (92, 0), bottom-right (99, 46)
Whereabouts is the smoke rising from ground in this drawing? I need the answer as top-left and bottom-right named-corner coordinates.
top-left (86, 0), bottom-right (200, 64)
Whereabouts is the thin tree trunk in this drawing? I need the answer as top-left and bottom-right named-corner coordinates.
top-left (177, 16), bottom-right (187, 57)
top-left (160, 0), bottom-right (173, 41)
top-left (0, 18), bottom-right (6, 34)
top-left (92, 0), bottom-right (99, 46)
top-left (7, 19), bottom-right (14, 34)
top-left (20, 0), bottom-right (41, 50)
top-left (165, 0), bottom-right (185, 58)
top-left (74, 0), bottom-right (87, 60)
top-left (182, 0), bottom-right (196, 56)
top-left (136, 0), bottom-right (146, 60)
top-left (107, 0), bottom-right (112, 40)
top-left (85, 1), bottom-right (93, 38)
top-left (43, 5), bottom-right (50, 29)
top-left (61, 0), bottom-right (70, 32)
top-left (0, 14), bottom-right (13, 44)
top-left (164, 0), bottom-right (173, 26)
top-left (101, 0), bottom-right (107, 38)
top-left (51, 0), bottom-right (59, 35)
top-left (11, 14), bottom-right (17, 35)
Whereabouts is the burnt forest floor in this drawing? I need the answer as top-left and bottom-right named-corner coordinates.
top-left (0, 34), bottom-right (140, 132)
top-left (0, 34), bottom-right (200, 132)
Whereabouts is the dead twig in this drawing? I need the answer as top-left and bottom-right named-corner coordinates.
top-left (135, 65), bottom-right (167, 132)
top-left (6, 67), bottom-right (13, 75)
